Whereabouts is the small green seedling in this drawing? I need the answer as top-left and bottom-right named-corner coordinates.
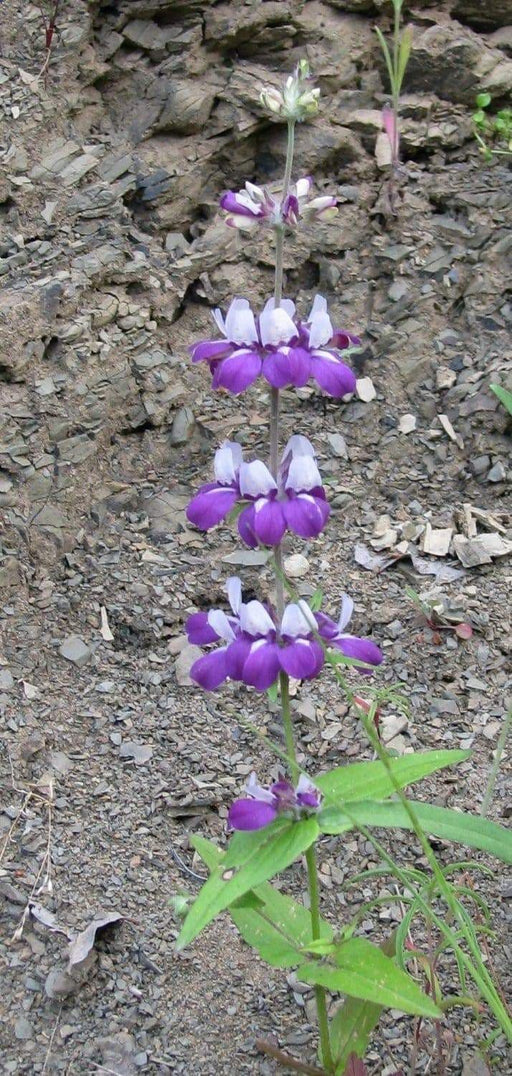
top-left (375, 0), bottom-right (413, 168)
top-left (472, 93), bottom-right (512, 160)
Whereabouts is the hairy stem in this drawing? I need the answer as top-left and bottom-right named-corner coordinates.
top-left (269, 110), bottom-right (333, 1072)
top-left (282, 120), bottom-right (296, 206)
top-left (306, 846), bottom-right (334, 1073)
top-left (280, 672), bottom-right (298, 782)
top-left (270, 118), bottom-right (295, 615)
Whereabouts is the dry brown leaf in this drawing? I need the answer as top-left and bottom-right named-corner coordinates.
top-left (67, 912), bottom-right (123, 971)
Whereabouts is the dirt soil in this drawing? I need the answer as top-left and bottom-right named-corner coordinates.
top-left (1, 1), bottom-right (511, 1074)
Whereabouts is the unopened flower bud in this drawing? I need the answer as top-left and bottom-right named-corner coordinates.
top-left (259, 88), bottom-right (284, 115)
top-left (260, 59), bottom-right (320, 122)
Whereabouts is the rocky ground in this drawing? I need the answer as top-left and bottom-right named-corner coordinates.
top-left (1, 0), bottom-right (511, 1073)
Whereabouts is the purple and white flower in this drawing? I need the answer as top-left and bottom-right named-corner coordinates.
top-left (185, 579), bottom-right (382, 692)
top-left (187, 584), bottom-right (324, 692)
top-left (227, 772), bottom-right (321, 831)
top-left (186, 435), bottom-right (330, 546)
top-left (191, 294), bottom-right (358, 397)
top-left (220, 176), bottom-right (337, 231)
top-left (316, 593), bottom-right (383, 674)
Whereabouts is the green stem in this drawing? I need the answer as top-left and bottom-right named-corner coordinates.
top-left (481, 706), bottom-right (512, 817)
top-left (269, 118), bottom-right (295, 623)
top-left (279, 672), bottom-right (298, 782)
top-left (269, 384), bottom-right (284, 619)
top-left (281, 119), bottom-right (295, 207)
top-left (279, 686), bottom-right (334, 1065)
top-left (306, 846), bottom-right (334, 1073)
top-left (273, 226), bottom-right (285, 308)
top-left (269, 111), bottom-right (334, 1071)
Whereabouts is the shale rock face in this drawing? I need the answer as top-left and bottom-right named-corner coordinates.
top-left (0, 0), bottom-right (510, 574)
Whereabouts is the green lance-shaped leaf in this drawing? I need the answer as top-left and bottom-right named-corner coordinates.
top-left (176, 816), bottom-right (319, 950)
top-left (231, 885), bottom-right (334, 968)
top-left (374, 26), bottom-right (396, 95)
top-left (315, 749), bottom-right (469, 805)
top-left (298, 936), bottom-right (441, 1018)
top-left (490, 383), bottom-right (512, 416)
top-left (329, 934), bottom-right (396, 1073)
top-left (397, 24), bottom-right (413, 91)
top-left (192, 835), bottom-right (334, 967)
top-left (319, 800), bottom-right (512, 864)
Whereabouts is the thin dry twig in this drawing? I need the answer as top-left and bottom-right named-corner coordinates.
top-left (41, 1007), bottom-right (62, 1075)
top-left (169, 843), bottom-right (206, 883)
top-left (255, 1039), bottom-right (326, 1075)
top-left (11, 775), bottom-right (55, 941)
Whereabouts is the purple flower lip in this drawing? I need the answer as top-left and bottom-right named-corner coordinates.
top-left (220, 177), bottom-right (337, 232)
top-left (190, 294), bottom-right (358, 398)
top-left (316, 594), bottom-right (384, 675)
top-left (187, 435), bottom-right (330, 547)
top-left (185, 579), bottom-right (382, 693)
top-left (227, 772), bottom-right (321, 831)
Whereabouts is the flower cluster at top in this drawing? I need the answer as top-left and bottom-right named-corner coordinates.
top-left (221, 177), bottom-right (337, 231)
top-left (191, 295), bottom-right (359, 397)
top-left (228, 772), bottom-right (321, 831)
top-left (186, 578), bottom-right (383, 692)
top-left (187, 434), bottom-right (329, 547)
top-left (260, 58), bottom-right (320, 122)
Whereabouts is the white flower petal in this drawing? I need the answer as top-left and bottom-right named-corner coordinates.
top-left (296, 773), bottom-right (318, 797)
top-left (246, 772), bottom-right (276, 804)
top-left (208, 609), bottom-right (236, 642)
top-left (259, 298), bottom-right (296, 346)
top-left (308, 309), bottom-right (333, 349)
top-left (281, 602), bottom-right (313, 638)
top-left (245, 182), bottom-right (267, 204)
top-left (306, 196), bottom-right (336, 211)
top-left (234, 190), bottom-right (262, 213)
top-left (239, 460), bottom-right (277, 498)
top-left (214, 441), bottom-right (243, 484)
top-left (225, 298), bottom-right (258, 345)
top-left (260, 306), bottom-right (297, 348)
top-left (308, 294), bottom-right (328, 320)
top-left (282, 434), bottom-right (315, 460)
top-left (225, 214), bottom-right (260, 232)
top-left (337, 593), bottom-right (354, 633)
top-left (212, 307), bottom-right (226, 335)
top-left (295, 177), bottom-right (312, 199)
top-left (240, 600), bottom-right (275, 637)
top-left (286, 455), bottom-right (322, 492)
top-left (226, 576), bottom-right (243, 617)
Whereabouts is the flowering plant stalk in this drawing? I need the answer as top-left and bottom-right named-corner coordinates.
top-left (173, 62), bottom-right (512, 1073)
